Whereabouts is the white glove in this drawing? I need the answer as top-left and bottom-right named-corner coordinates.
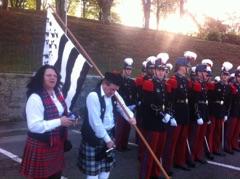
top-left (224, 115), bottom-right (228, 122)
top-left (170, 118), bottom-right (177, 127)
top-left (207, 120), bottom-right (211, 125)
top-left (197, 118), bottom-right (204, 125)
top-left (137, 101), bottom-right (141, 106)
top-left (162, 113), bottom-right (171, 123)
top-left (128, 104), bottom-right (136, 111)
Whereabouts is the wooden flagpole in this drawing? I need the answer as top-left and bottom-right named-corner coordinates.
top-left (48, 6), bottom-right (170, 179)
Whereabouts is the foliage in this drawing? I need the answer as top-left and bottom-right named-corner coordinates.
top-left (10, 0), bottom-right (27, 8)
top-left (206, 31), bottom-right (222, 42)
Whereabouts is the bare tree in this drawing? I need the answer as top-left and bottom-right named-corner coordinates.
top-left (36, 0), bottom-right (41, 11)
top-left (97, 0), bottom-right (114, 24)
top-left (152, 0), bottom-right (178, 30)
top-left (142, 0), bottom-right (151, 29)
top-left (56, 0), bottom-right (66, 23)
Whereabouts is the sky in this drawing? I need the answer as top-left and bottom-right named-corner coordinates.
top-left (114, 0), bottom-right (240, 34)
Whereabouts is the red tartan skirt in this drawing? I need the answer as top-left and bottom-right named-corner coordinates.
top-left (20, 131), bottom-right (65, 178)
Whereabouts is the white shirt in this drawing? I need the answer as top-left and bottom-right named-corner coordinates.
top-left (86, 85), bottom-right (134, 143)
top-left (26, 92), bottom-right (62, 133)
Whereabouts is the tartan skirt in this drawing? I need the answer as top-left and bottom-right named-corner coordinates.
top-left (77, 141), bottom-right (116, 176)
top-left (19, 132), bottom-right (65, 178)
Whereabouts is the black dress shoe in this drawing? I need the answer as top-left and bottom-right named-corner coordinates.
top-left (233, 148), bottom-right (240, 152)
top-left (167, 171), bottom-right (173, 176)
top-left (213, 152), bottom-right (226, 156)
top-left (187, 160), bottom-right (196, 168)
top-left (174, 164), bottom-right (191, 171)
top-left (224, 149), bottom-right (234, 155)
top-left (196, 158), bottom-right (207, 164)
top-left (206, 152), bottom-right (214, 160)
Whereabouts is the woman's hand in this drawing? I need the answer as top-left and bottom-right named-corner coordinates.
top-left (60, 116), bottom-right (74, 127)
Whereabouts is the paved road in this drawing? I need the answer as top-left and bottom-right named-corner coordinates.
top-left (0, 121), bottom-right (240, 179)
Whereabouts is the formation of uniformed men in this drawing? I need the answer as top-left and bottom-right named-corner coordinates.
top-left (114, 52), bottom-right (240, 179)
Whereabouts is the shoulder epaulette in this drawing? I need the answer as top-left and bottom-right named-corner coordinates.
top-left (142, 79), bottom-right (154, 92)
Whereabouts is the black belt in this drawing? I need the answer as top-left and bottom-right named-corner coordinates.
top-left (214, 100), bottom-right (224, 105)
top-left (198, 100), bottom-right (208, 105)
top-left (176, 99), bottom-right (188, 104)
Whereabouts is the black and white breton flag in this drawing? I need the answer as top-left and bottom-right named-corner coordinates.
top-left (43, 10), bottom-right (90, 110)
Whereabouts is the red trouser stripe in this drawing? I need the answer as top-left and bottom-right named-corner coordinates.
top-left (140, 131), bottom-right (166, 179)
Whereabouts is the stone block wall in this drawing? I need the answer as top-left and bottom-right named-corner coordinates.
top-left (0, 73), bottom-right (100, 121)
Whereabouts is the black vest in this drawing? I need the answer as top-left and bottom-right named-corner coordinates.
top-left (81, 85), bottom-right (117, 146)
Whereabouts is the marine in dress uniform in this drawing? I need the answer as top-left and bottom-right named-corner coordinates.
top-left (163, 56), bottom-right (194, 175)
top-left (135, 56), bottom-right (157, 161)
top-left (189, 64), bottom-right (211, 164)
top-left (115, 58), bottom-right (137, 151)
top-left (207, 62), bottom-right (233, 156)
top-left (224, 66), bottom-right (240, 154)
top-left (139, 53), bottom-right (172, 179)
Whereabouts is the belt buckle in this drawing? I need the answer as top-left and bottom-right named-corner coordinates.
top-left (220, 100), bottom-right (224, 105)
top-left (185, 99), bottom-right (188, 104)
top-left (162, 104), bottom-right (165, 111)
top-left (206, 100), bottom-right (208, 105)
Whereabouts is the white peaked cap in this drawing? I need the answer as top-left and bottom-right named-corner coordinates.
top-left (156, 53), bottom-right (169, 64)
top-left (191, 66), bottom-right (196, 73)
top-left (142, 60), bottom-right (147, 68)
top-left (221, 61), bottom-right (233, 72)
top-left (166, 63), bottom-right (173, 71)
top-left (214, 76), bottom-right (221, 82)
top-left (124, 57), bottom-right (134, 66)
top-left (184, 51), bottom-right (197, 60)
top-left (237, 66), bottom-right (240, 70)
top-left (146, 56), bottom-right (157, 65)
top-left (230, 73), bottom-right (235, 77)
top-left (202, 59), bottom-right (213, 67)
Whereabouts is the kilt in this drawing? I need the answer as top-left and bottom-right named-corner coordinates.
top-left (77, 141), bottom-right (116, 176)
top-left (20, 130), bottom-right (65, 178)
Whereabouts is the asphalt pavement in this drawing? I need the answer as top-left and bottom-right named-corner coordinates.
top-left (0, 121), bottom-right (240, 179)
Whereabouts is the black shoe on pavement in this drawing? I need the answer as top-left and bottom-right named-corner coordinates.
top-left (174, 164), bottom-right (191, 171)
top-left (206, 152), bottom-right (214, 160)
top-left (224, 149), bottom-right (234, 155)
top-left (233, 148), bottom-right (240, 152)
top-left (196, 158), bottom-right (207, 164)
top-left (187, 160), bottom-right (196, 168)
top-left (167, 171), bottom-right (173, 176)
top-left (213, 151), bottom-right (226, 156)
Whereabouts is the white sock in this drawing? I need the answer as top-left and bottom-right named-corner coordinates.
top-left (98, 172), bottom-right (110, 179)
top-left (86, 175), bottom-right (98, 179)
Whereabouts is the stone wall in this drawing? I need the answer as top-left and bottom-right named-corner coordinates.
top-left (0, 73), bottom-right (100, 121)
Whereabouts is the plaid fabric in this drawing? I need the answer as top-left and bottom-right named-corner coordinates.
top-left (20, 132), bottom-right (64, 178)
top-left (20, 89), bottom-right (68, 178)
top-left (77, 140), bottom-right (116, 176)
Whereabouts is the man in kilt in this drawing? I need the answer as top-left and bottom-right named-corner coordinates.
top-left (78, 72), bottom-right (136, 179)
top-left (20, 65), bottom-right (74, 179)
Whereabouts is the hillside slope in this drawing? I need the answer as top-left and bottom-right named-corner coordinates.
top-left (0, 9), bottom-right (239, 75)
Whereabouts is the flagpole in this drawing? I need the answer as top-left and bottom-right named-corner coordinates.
top-left (47, 6), bottom-right (169, 179)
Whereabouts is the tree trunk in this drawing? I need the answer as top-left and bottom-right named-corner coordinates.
top-left (36, 0), bottom-right (41, 11)
top-left (1, 0), bottom-right (8, 9)
top-left (142, 0), bottom-right (151, 29)
top-left (56, 0), bottom-right (66, 24)
top-left (180, 0), bottom-right (184, 16)
top-left (97, 0), bottom-right (113, 24)
top-left (156, 0), bottom-right (160, 30)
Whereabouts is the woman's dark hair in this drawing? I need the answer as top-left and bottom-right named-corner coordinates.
top-left (26, 65), bottom-right (62, 98)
